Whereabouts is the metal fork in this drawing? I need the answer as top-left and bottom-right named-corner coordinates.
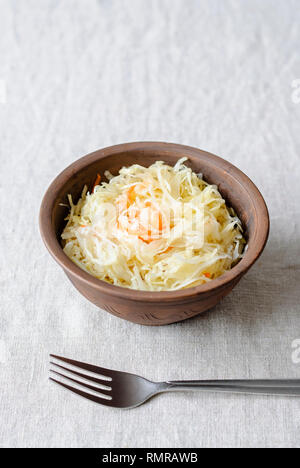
top-left (49, 355), bottom-right (300, 409)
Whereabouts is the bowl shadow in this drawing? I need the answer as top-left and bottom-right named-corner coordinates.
top-left (179, 231), bottom-right (300, 330)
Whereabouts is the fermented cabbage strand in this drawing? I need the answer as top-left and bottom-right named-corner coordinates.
top-left (61, 158), bottom-right (245, 291)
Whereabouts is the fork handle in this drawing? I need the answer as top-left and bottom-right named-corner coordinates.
top-left (165, 380), bottom-right (300, 396)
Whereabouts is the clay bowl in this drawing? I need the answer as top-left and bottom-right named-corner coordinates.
top-left (39, 142), bottom-right (269, 326)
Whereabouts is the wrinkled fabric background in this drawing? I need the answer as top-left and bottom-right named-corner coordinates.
top-left (1, 0), bottom-right (300, 448)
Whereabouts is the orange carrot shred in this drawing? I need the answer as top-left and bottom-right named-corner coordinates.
top-left (204, 272), bottom-right (211, 278)
top-left (158, 211), bottom-right (163, 232)
top-left (127, 185), bottom-right (137, 203)
top-left (92, 173), bottom-right (101, 192)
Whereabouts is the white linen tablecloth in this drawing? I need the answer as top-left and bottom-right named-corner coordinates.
top-left (1, 0), bottom-right (300, 448)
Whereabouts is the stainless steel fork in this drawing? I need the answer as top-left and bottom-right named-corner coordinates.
top-left (50, 355), bottom-right (300, 409)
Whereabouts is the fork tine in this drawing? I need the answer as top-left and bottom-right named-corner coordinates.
top-left (50, 370), bottom-right (112, 397)
top-left (50, 354), bottom-right (113, 378)
top-left (49, 378), bottom-right (116, 407)
top-left (50, 362), bottom-right (111, 388)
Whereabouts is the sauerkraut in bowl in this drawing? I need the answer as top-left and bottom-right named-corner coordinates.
top-left (61, 158), bottom-right (245, 291)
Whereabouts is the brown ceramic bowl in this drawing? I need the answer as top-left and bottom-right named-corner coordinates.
top-left (39, 142), bottom-right (269, 326)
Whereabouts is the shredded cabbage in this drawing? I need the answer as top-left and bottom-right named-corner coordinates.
top-left (61, 158), bottom-right (245, 291)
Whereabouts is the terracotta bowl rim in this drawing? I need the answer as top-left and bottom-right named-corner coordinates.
top-left (39, 141), bottom-right (269, 303)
